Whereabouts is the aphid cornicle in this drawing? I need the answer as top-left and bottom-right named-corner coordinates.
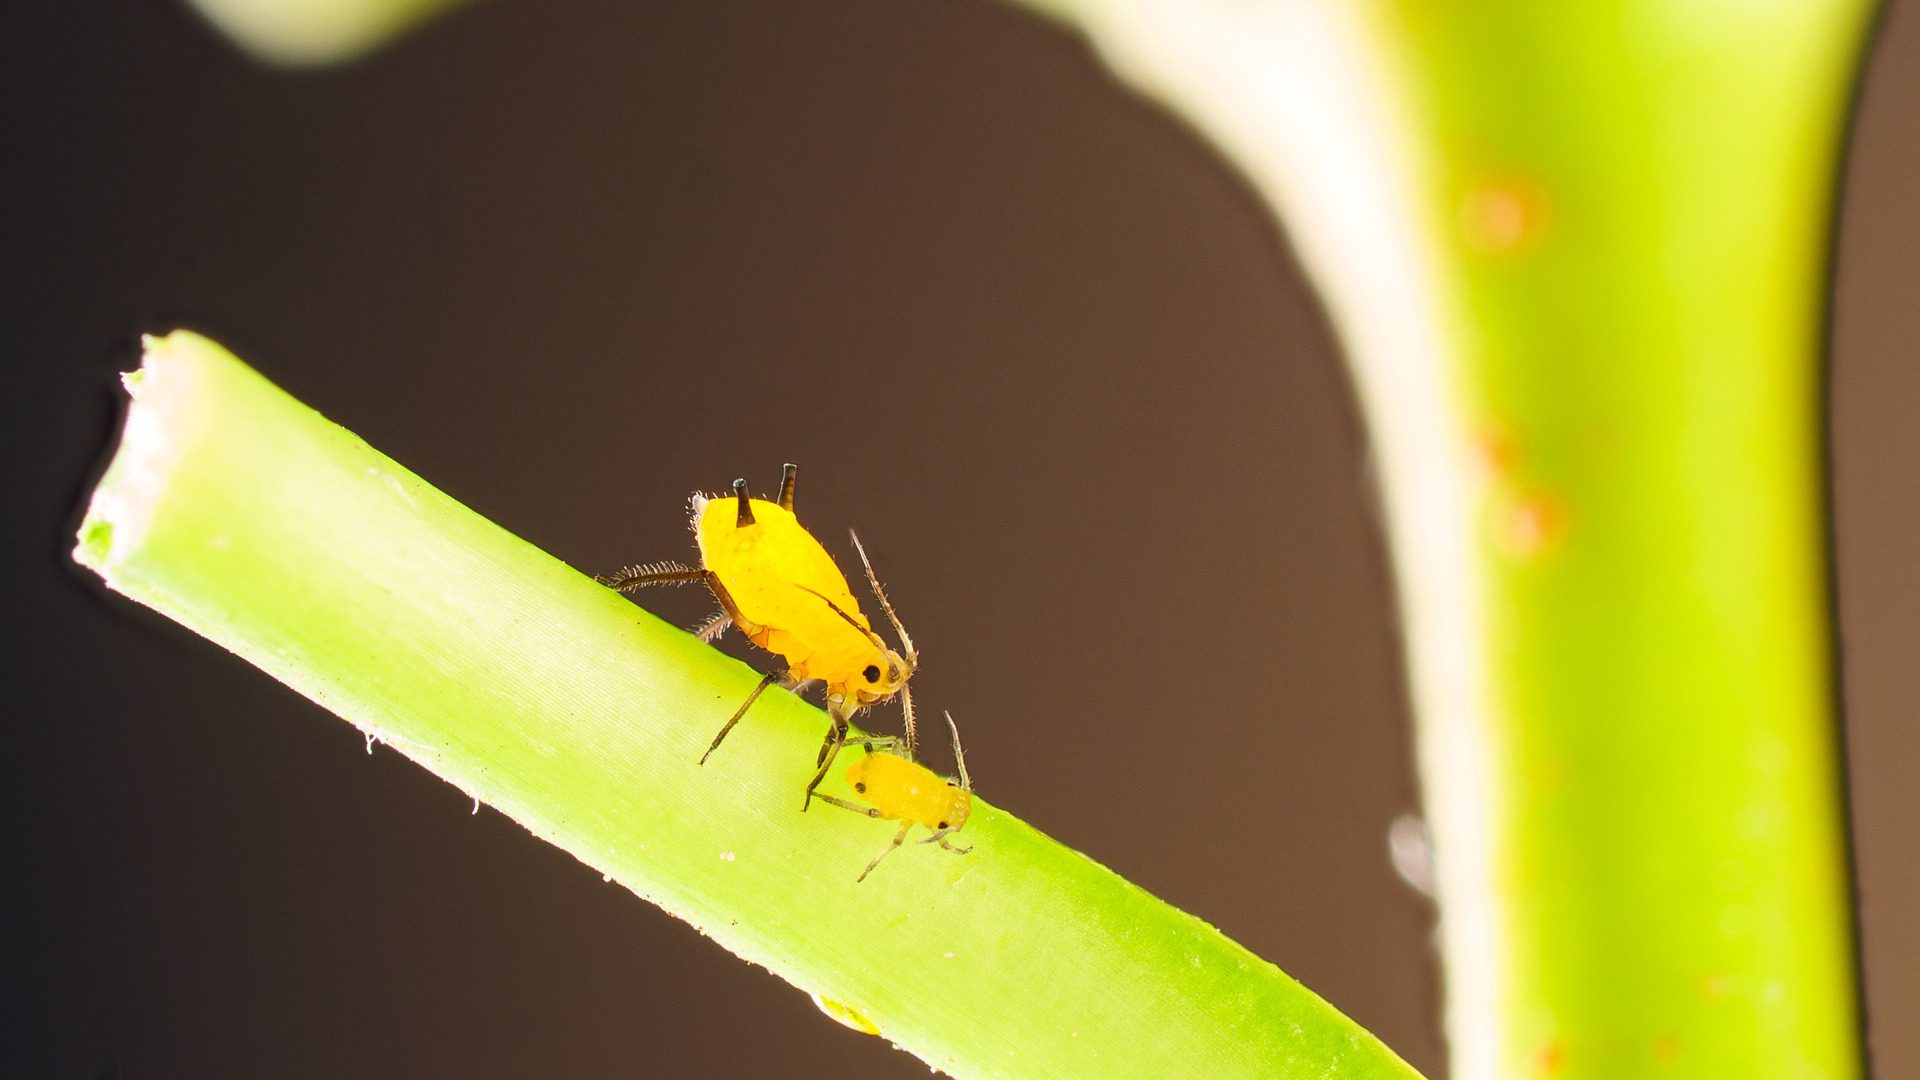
top-left (598, 464), bottom-right (919, 808)
top-left (816, 712), bottom-right (974, 882)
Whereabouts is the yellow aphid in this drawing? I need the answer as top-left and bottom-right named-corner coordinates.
top-left (817, 712), bottom-right (974, 882)
top-left (599, 464), bottom-right (919, 808)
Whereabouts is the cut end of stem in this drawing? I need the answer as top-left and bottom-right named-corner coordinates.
top-left (74, 331), bottom-right (220, 579)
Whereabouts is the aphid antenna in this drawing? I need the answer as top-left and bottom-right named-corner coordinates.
top-left (849, 531), bottom-right (920, 756)
top-left (848, 530), bottom-right (916, 669)
top-left (946, 710), bottom-right (970, 791)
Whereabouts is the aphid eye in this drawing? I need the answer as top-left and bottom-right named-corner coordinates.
top-left (854, 782), bottom-right (867, 793)
top-left (937, 821), bottom-right (949, 829)
top-left (862, 665), bottom-right (881, 683)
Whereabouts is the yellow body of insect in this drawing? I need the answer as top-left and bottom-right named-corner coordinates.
top-left (847, 753), bottom-right (972, 834)
top-left (692, 492), bottom-right (908, 705)
top-left (818, 713), bottom-right (974, 882)
top-left (599, 465), bottom-right (918, 808)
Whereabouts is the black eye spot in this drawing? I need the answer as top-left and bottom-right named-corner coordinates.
top-left (937, 821), bottom-right (949, 829)
top-left (863, 665), bottom-right (881, 683)
top-left (854, 782), bottom-right (867, 793)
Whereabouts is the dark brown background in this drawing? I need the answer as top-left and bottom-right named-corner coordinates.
top-left (3, 2), bottom-right (1914, 1077)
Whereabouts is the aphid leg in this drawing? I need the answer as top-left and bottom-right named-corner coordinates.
top-left (701, 569), bottom-right (757, 638)
top-left (691, 610), bottom-right (731, 643)
top-left (596, 561), bottom-right (705, 591)
top-left (700, 671), bottom-right (782, 765)
top-left (810, 792), bottom-right (881, 817)
top-left (777, 462), bottom-right (797, 512)
top-left (599, 567), bottom-right (762, 648)
top-left (733, 478), bottom-right (754, 527)
top-left (813, 701), bottom-right (855, 766)
top-left (918, 827), bottom-right (973, 855)
top-left (855, 822), bottom-right (915, 883)
top-left (854, 734), bottom-right (903, 755)
top-left (802, 710), bottom-right (851, 811)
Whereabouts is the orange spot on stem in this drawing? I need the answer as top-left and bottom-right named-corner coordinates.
top-left (1461, 174), bottom-right (1551, 254)
top-left (1494, 490), bottom-right (1567, 560)
top-left (1471, 424), bottom-right (1520, 478)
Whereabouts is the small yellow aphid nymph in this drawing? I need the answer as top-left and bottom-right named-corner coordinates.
top-left (816, 712), bottom-right (974, 882)
top-left (598, 464), bottom-right (920, 808)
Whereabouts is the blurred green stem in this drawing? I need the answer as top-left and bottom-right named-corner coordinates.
top-left (1016, 1), bottom-right (1874, 1075)
top-left (186, 0), bottom-right (461, 65)
top-left (74, 331), bottom-right (1422, 1080)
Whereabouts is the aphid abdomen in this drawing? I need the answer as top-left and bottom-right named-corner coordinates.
top-left (849, 753), bottom-right (955, 830)
top-left (774, 638), bottom-right (835, 687)
top-left (695, 496), bottom-right (881, 690)
top-left (762, 627), bottom-right (843, 683)
top-left (722, 590), bottom-right (872, 684)
top-left (699, 502), bottom-right (865, 626)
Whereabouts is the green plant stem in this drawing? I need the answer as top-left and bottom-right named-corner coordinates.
top-left (74, 331), bottom-right (1421, 1080)
top-left (1012, 2), bottom-right (1872, 1076)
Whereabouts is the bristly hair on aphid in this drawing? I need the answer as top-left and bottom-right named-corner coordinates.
top-left (596, 561), bottom-right (699, 590)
